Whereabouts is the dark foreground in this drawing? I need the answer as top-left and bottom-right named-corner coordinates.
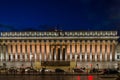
top-left (0, 73), bottom-right (118, 80)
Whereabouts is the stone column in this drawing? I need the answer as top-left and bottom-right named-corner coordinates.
top-left (97, 40), bottom-right (100, 62)
top-left (77, 41), bottom-right (80, 61)
top-left (0, 45), bottom-right (1, 62)
top-left (54, 46), bottom-right (56, 61)
top-left (6, 42), bottom-right (11, 61)
top-left (70, 42), bottom-right (72, 61)
top-left (72, 40), bottom-right (75, 61)
top-left (105, 43), bottom-right (107, 62)
top-left (20, 43), bottom-right (22, 61)
top-left (100, 41), bottom-right (103, 62)
top-left (44, 44), bottom-right (46, 61)
top-left (36, 40), bottom-right (40, 61)
top-left (90, 43), bottom-right (92, 62)
top-left (50, 46), bottom-right (54, 61)
top-left (3, 44), bottom-right (6, 61)
top-left (102, 40), bottom-right (105, 62)
top-left (66, 40), bottom-right (70, 61)
top-left (27, 41), bottom-right (30, 61)
top-left (65, 45), bottom-right (67, 61)
top-left (15, 45), bottom-right (18, 61)
top-left (87, 40), bottom-right (90, 62)
top-left (49, 44), bottom-right (51, 61)
top-left (17, 41), bottom-right (21, 61)
top-left (41, 40), bottom-right (45, 61)
top-left (5, 43), bottom-right (9, 61)
top-left (106, 40), bottom-right (110, 61)
top-left (46, 41), bottom-right (50, 61)
top-left (12, 42), bottom-right (16, 61)
top-left (11, 42), bottom-right (14, 61)
top-left (56, 46), bottom-right (58, 60)
top-left (40, 44), bottom-right (42, 61)
top-left (25, 45), bottom-right (27, 61)
top-left (82, 40), bottom-right (85, 62)
top-left (85, 44), bottom-right (87, 62)
top-left (111, 40), bottom-right (116, 61)
top-left (34, 44), bottom-right (37, 61)
top-left (95, 42), bottom-right (97, 62)
top-left (62, 46), bottom-right (66, 61)
top-left (92, 40), bottom-right (95, 62)
top-left (31, 41), bottom-right (35, 61)
top-left (22, 42), bottom-right (25, 61)
top-left (60, 45), bottom-right (62, 61)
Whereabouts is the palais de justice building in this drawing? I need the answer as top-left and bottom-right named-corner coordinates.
top-left (0, 31), bottom-right (120, 69)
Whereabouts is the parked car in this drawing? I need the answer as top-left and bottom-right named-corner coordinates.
top-left (40, 68), bottom-right (55, 73)
top-left (103, 69), bottom-right (119, 74)
top-left (8, 67), bottom-right (18, 73)
top-left (73, 68), bottom-right (84, 73)
top-left (25, 67), bottom-right (37, 73)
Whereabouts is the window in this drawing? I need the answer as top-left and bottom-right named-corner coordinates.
top-left (117, 55), bottom-right (120, 59)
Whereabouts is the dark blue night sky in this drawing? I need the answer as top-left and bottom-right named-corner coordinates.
top-left (0, 0), bottom-right (120, 32)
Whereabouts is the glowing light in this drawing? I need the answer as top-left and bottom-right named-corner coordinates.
top-left (77, 76), bottom-right (80, 80)
top-left (88, 75), bottom-right (93, 80)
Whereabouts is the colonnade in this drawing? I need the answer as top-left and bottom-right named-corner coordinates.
top-left (0, 40), bottom-right (116, 62)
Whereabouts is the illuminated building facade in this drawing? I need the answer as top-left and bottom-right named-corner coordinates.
top-left (0, 31), bottom-right (120, 69)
